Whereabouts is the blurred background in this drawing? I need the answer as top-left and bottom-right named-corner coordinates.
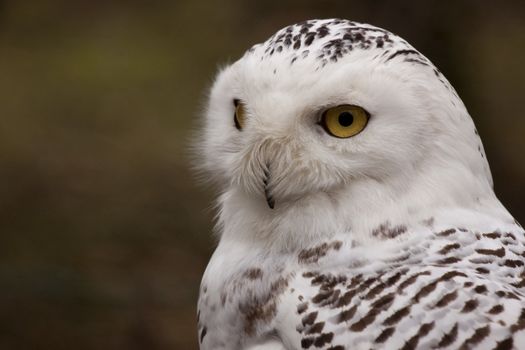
top-left (0, 1), bottom-right (524, 349)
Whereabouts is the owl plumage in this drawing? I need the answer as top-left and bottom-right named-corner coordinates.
top-left (195, 19), bottom-right (525, 349)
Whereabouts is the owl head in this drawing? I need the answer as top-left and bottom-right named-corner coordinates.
top-left (196, 19), bottom-right (502, 248)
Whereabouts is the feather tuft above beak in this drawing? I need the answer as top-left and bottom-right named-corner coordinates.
top-left (263, 167), bottom-right (275, 209)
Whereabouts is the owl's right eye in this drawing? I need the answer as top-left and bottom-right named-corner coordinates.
top-left (320, 105), bottom-right (369, 138)
top-left (233, 99), bottom-right (246, 130)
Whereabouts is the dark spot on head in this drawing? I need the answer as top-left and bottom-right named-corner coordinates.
top-left (372, 221), bottom-right (407, 239)
top-left (297, 302), bottom-right (308, 314)
top-left (510, 308), bottom-right (525, 333)
top-left (372, 293), bottom-right (395, 310)
top-left (301, 337), bottom-right (314, 349)
top-left (302, 311), bottom-right (318, 326)
top-left (486, 305), bottom-right (505, 317)
top-left (439, 271), bottom-right (467, 281)
top-left (438, 243), bottom-right (460, 255)
top-left (505, 232), bottom-right (517, 240)
top-left (413, 280), bottom-right (438, 302)
top-left (436, 323), bottom-right (458, 348)
top-left (460, 325), bottom-right (490, 348)
top-left (436, 228), bottom-right (456, 236)
top-left (437, 256), bottom-right (461, 264)
top-left (317, 26), bottom-right (329, 38)
top-left (397, 271), bottom-right (431, 292)
top-left (435, 290), bottom-right (458, 308)
top-left (313, 332), bottom-right (334, 347)
top-left (384, 270), bottom-right (407, 287)
top-left (404, 57), bottom-right (429, 66)
top-left (350, 294), bottom-right (394, 332)
top-left (364, 282), bottom-right (386, 300)
top-left (305, 322), bottom-right (325, 334)
top-left (298, 241), bottom-right (342, 264)
top-left (355, 277), bottom-right (376, 293)
top-left (400, 322), bottom-right (434, 350)
top-left (244, 268), bottom-right (263, 280)
top-left (350, 312), bottom-right (378, 332)
top-left (488, 304), bottom-right (503, 314)
top-left (461, 299), bottom-right (479, 313)
top-left (335, 289), bottom-right (357, 307)
top-left (312, 288), bottom-right (338, 305)
top-left (336, 305), bottom-right (357, 323)
top-left (305, 33), bottom-right (316, 46)
top-left (303, 271), bottom-right (318, 278)
top-left (474, 285), bottom-right (488, 294)
top-left (476, 247), bottom-right (505, 258)
top-left (504, 259), bottom-right (524, 268)
top-left (326, 346), bottom-right (344, 350)
top-left (494, 338), bottom-right (513, 350)
top-left (385, 49), bottom-right (420, 62)
top-left (383, 305), bottom-right (411, 326)
top-left (375, 327), bottom-right (395, 343)
top-left (483, 232), bottom-right (501, 239)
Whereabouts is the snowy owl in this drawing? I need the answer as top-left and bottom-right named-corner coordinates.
top-left (195, 19), bottom-right (525, 350)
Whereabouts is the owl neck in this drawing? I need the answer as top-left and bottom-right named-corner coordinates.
top-left (217, 157), bottom-right (513, 252)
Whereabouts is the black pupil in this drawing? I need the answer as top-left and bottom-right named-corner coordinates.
top-left (338, 112), bottom-right (354, 127)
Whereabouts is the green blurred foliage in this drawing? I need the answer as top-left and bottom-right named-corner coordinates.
top-left (0, 1), bottom-right (523, 349)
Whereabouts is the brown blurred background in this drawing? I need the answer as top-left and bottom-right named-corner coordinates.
top-left (0, 1), bottom-right (524, 349)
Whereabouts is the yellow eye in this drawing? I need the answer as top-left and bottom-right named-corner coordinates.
top-left (320, 105), bottom-right (369, 138)
top-left (234, 99), bottom-right (246, 130)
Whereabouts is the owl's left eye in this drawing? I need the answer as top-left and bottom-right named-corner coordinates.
top-left (320, 105), bottom-right (369, 138)
top-left (233, 99), bottom-right (246, 130)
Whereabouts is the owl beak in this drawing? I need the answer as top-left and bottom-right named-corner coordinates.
top-left (263, 168), bottom-right (275, 209)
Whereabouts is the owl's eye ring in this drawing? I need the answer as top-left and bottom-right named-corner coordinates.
top-left (233, 99), bottom-right (246, 130)
top-left (320, 105), bottom-right (369, 138)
